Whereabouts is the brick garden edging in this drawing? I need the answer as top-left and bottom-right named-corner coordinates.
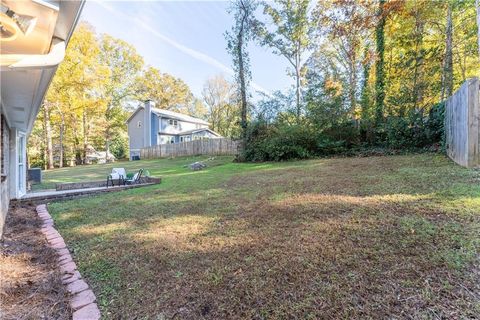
top-left (36, 204), bottom-right (101, 320)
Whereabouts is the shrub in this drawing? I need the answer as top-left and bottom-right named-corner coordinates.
top-left (243, 121), bottom-right (351, 161)
top-left (378, 102), bottom-right (445, 150)
top-left (241, 103), bottom-right (445, 162)
top-left (243, 122), bottom-right (316, 161)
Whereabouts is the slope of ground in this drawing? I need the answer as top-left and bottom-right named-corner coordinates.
top-left (47, 154), bottom-right (480, 319)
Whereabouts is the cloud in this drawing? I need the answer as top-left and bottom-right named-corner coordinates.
top-left (95, 1), bottom-right (271, 96)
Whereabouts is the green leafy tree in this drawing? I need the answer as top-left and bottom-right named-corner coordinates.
top-left (135, 66), bottom-right (197, 115)
top-left (315, 0), bottom-right (374, 121)
top-left (44, 22), bottom-right (105, 166)
top-left (98, 34), bottom-right (144, 160)
top-left (225, 0), bottom-right (258, 140)
top-left (255, 0), bottom-right (312, 121)
top-left (477, 0), bottom-right (480, 60)
top-left (202, 74), bottom-right (240, 137)
top-left (375, 0), bottom-right (386, 124)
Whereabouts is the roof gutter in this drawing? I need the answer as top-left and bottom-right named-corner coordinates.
top-left (1, 39), bottom-right (65, 71)
top-left (15, 0), bottom-right (85, 133)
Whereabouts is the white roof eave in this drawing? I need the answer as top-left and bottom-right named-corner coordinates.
top-left (0, 0), bottom-right (85, 134)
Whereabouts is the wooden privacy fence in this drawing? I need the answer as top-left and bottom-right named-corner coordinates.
top-left (445, 77), bottom-right (480, 167)
top-left (140, 138), bottom-right (241, 159)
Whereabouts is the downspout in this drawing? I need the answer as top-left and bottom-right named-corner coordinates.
top-left (1, 39), bottom-right (66, 70)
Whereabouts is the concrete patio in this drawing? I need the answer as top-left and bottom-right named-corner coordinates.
top-left (15, 181), bottom-right (160, 204)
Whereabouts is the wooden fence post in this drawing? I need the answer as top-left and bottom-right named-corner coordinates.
top-left (139, 138), bottom-right (240, 160)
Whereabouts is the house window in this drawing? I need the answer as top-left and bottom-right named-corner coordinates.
top-left (180, 136), bottom-right (184, 142)
top-left (169, 136), bottom-right (175, 144)
top-left (17, 133), bottom-right (26, 195)
top-left (137, 121), bottom-right (142, 128)
top-left (169, 119), bottom-right (178, 126)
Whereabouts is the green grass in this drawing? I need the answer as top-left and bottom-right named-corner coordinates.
top-left (47, 154), bottom-right (480, 319)
top-left (33, 156), bottom-right (237, 190)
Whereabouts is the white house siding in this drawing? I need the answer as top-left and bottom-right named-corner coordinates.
top-left (0, 115), bottom-right (28, 237)
top-left (128, 109), bottom-right (145, 160)
top-left (158, 134), bottom-right (177, 144)
top-left (0, 1), bottom-right (85, 238)
top-left (159, 117), bottom-right (208, 135)
top-left (0, 117), bottom-right (26, 237)
top-left (192, 130), bottom-right (218, 140)
top-left (0, 115), bottom-right (10, 238)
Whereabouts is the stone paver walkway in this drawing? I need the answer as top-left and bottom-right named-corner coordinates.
top-left (18, 183), bottom-right (156, 203)
top-left (36, 204), bottom-right (101, 320)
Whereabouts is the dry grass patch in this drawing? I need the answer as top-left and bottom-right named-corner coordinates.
top-left (48, 154), bottom-right (480, 319)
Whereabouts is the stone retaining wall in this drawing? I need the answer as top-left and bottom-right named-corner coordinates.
top-left (36, 204), bottom-right (101, 320)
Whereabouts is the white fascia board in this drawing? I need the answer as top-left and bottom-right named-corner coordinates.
top-left (26, 67), bottom-right (57, 133)
top-left (1, 40), bottom-right (64, 133)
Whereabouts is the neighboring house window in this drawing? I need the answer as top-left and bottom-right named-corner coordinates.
top-left (180, 136), bottom-right (184, 142)
top-left (169, 136), bottom-right (175, 144)
top-left (169, 119), bottom-right (178, 127)
top-left (137, 121), bottom-right (142, 128)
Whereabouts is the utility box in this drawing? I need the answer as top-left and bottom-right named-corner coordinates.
top-left (28, 168), bottom-right (42, 184)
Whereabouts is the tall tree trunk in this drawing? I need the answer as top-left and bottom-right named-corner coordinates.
top-left (476, 0), bottom-right (480, 61)
top-left (237, 22), bottom-right (248, 140)
top-left (375, 0), bottom-right (386, 125)
top-left (82, 110), bottom-right (88, 164)
top-left (295, 50), bottom-right (302, 121)
top-left (71, 113), bottom-right (82, 165)
top-left (348, 51), bottom-right (358, 120)
top-left (105, 107), bottom-right (111, 163)
top-left (43, 103), bottom-right (54, 169)
top-left (105, 126), bottom-right (110, 163)
top-left (54, 102), bottom-right (65, 168)
top-left (360, 47), bottom-right (371, 121)
top-left (441, 4), bottom-right (453, 101)
top-left (412, 17), bottom-right (425, 113)
top-left (59, 116), bottom-right (64, 168)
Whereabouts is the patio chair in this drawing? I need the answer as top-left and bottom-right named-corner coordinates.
top-left (106, 168), bottom-right (126, 187)
top-left (124, 168), bottom-right (144, 185)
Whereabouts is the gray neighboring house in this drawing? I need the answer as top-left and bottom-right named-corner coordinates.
top-left (0, 0), bottom-right (85, 237)
top-left (127, 100), bottom-right (221, 160)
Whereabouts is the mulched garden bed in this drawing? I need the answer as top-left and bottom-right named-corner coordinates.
top-left (0, 204), bottom-right (70, 319)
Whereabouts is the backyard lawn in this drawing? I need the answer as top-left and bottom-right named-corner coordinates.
top-left (44, 154), bottom-right (479, 319)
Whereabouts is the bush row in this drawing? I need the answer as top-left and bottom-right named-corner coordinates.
top-left (242, 103), bottom-right (445, 162)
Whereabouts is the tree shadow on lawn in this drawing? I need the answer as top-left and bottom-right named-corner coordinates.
top-left (76, 192), bottom-right (480, 319)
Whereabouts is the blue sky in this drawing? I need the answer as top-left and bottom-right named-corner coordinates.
top-left (81, 1), bottom-right (293, 99)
